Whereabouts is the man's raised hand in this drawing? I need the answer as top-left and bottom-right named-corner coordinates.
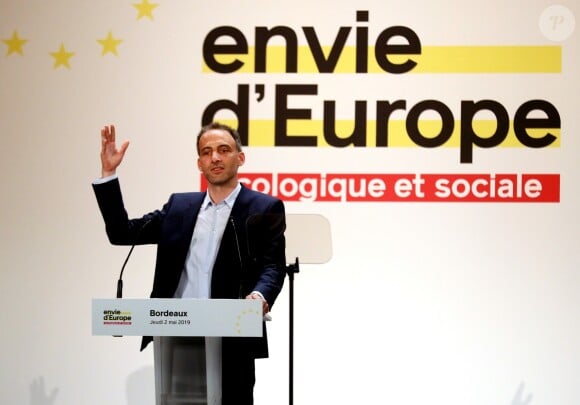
top-left (100, 124), bottom-right (129, 178)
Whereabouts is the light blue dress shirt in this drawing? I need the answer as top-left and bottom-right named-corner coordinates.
top-left (173, 183), bottom-right (241, 299)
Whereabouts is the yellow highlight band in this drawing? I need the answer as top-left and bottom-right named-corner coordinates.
top-left (219, 119), bottom-right (561, 148)
top-left (203, 45), bottom-right (561, 73)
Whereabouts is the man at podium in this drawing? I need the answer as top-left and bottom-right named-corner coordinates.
top-left (93, 122), bottom-right (287, 405)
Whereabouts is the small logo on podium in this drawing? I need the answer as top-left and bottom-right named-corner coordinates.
top-left (102, 309), bottom-right (132, 325)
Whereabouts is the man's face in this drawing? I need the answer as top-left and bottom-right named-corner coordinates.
top-left (197, 129), bottom-right (245, 186)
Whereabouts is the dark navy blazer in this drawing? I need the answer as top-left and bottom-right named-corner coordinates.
top-left (93, 178), bottom-right (286, 356)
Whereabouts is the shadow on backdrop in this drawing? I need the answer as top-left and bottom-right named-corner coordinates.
top-left (127, 366), bottom-right (155, 405)
top-left (512, 381), bottom-right (533, 405)
top-left (30, 377), bottom-right (58, 405)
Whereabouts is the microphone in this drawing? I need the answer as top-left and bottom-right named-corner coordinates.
top-left (234, 216), bottom-right (273, 321)
top-left (229, 217), bottom-right (245, 299)
top-left (229, 216), bottom-right (244, 275)
top-left (116, 218), bottom-right (154, 298)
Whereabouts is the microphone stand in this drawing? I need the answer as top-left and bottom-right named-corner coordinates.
top-left (113, 242), bottom-right (138, 337)
top-left (286, 257), bottom-right (299, 405)
top-left (116, 218), bottom-right (153, 299)
top-left (117, 244), bottom-right (137, 298)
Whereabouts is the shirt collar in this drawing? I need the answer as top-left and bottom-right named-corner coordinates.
top-left (202, 182), bottom-right (242, 209)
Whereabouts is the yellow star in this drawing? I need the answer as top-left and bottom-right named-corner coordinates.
top-left (49, 43), bottom-right (75, 69)
top-left (2, 30), bottom-right (29, 56)
top-left (97, 31), bottom-right (123, 56)
top-left (133, 0), bottom-right (159, 20)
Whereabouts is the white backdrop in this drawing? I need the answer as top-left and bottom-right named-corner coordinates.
top-left (1, 1), bottom-right (578, 404)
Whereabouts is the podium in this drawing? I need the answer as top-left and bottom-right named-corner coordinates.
top-left (92, 298), bottom-right (262, 404)
top-left (93, 213), bottom-right (333, 405)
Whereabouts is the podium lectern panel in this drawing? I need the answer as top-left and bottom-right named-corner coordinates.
top-left (285, 214), bottom-right (332, 264)
top-left (92, 298), bottom-right (262, 405)
top-left (154, 336), bottom-right (210, 405)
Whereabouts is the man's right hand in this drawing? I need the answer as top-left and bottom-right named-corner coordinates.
top-left (100, 124), bottom-right (129, 178)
